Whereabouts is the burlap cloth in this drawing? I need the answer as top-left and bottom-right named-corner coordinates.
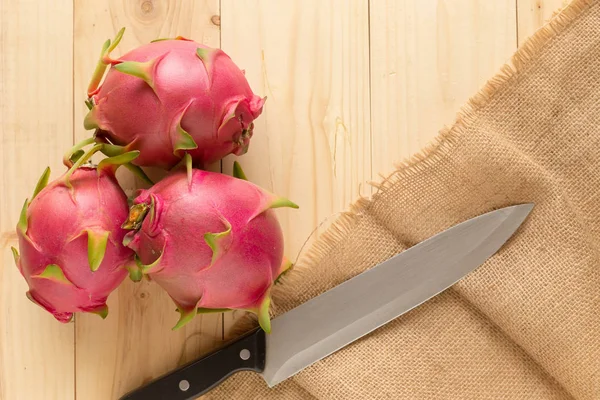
top-left (203, 1), bottom-right (600, 398)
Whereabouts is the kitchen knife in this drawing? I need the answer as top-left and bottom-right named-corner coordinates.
top-left (119, 203), bottom-right (534, 400)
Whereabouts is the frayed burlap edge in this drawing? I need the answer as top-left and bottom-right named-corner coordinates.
top-left (229, 0), bottom-right (595, 337)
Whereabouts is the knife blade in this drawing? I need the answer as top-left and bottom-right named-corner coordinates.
top-left (119, 203), bottom-right (534, 400)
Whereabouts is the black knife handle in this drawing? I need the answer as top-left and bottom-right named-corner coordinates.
top-left (119, 327), bottom-right (266, 400)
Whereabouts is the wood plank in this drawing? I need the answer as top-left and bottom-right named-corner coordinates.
top-left (517, 0), bottom-right (568, 45)
top-left (72, 2), bottom-right (222, 399)
top-left (369, 0), bottom-right (518, 180)
top-left (0, 1), bottom-right (75, 399)
top-left (220, 0), bottom-right (372, 335)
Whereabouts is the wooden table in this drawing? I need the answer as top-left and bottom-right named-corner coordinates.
top-left (0, 0), bottom-right (566, 398)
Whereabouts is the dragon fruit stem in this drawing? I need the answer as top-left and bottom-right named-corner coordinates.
top-left (86, 228), bottom-right (110, 272)
top-left (275, 257), bottom-right (294, 284)
top-left (63, 143), bottom-right (104, 189)
top-left (172, 126), bottom-right (198, 154)
top-left (172, 306), bottom-right (197, 330)
top-left (87, 303), bottom-right (109, 319)
top-left (123, 163), bottom-right (154, 186)
top-left (238, 291), bottom-right (273, 333)
top-left (269, 197), bottom-right (299, 209)
top-left (172, 305), bottom-right (233, 331)
top-left (203, 218), bottom-right (232, 266)
top-left (134, 250), bottom-right (164, 274)
top-left (97, 150), bottom-right (140, 175)
top-left (185, 153), bottom-right (193, 187)
top-left (86, 27), bottom-right (125, 97)
top-left (113, 52), bottom-right (167, 95)
top-left (32, 167), bottom-right (51, 200)
top-left (16, 159), bottom-right (53, 235)
top-left (17, 199), bottom-right (28, 234)
top-left (11, 247), bottom-right (20, 270)
top-left (249, 195), bottom-right (299, 222)
top-left (16, 166), bottom-right (52, 242)
top-left (172, 102), bottom-right (198, 156)
top-left (125, 261), bottom-right (143, 282)
top-left (195, 47), bottom-right (219, 86)
top-left (103, 27), bottom-right (125, 62)
top-left (83, 106), bottom-right (104, 131)
top-left (63, 142), bottom-right (139, 190)
top-left (63, 137), bottom-right (95, 167)
top-left (71, 150), bottom-right (86, 164)
top-left (113, 60), bottom-right (155, 88)
top-left (257, 295), bottom-right (272, 334)
top-left (99, 143), bottom-right (127, 157)
top-left (98, 143), bottom-right (153, 184)
top-left (232, 161), bottom-right (247, 180)
top-left (87, 39), bottom-right (111, 97)
top-left (168, 151), bottom-right (200, 174)
top-left (33, 264), bottom-right (74, 286)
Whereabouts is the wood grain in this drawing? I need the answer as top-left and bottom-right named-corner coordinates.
top-left (517, 0), bottom-right (569, 45)
top-left (369, 0), bottom-right (518, 180)
top-left (0, 1), bottom-right (568, 397)
top-left (220, 0), bottom-right (371, 337)
top-left (72, 1), bottom-right (222, 399)
top-left (0, 1), bottom-right (75, 399)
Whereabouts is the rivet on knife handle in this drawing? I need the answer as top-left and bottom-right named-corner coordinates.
top-left (118, 327), bottom-right (266, 400)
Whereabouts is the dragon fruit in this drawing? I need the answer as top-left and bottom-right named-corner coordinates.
top-left (83, 28), bottom-right (266, 171)
top-left (11, 143), bottom-right (139, 322)
top-left (121, 158), bottom-right (298, 333)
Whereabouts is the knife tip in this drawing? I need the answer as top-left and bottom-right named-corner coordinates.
top-left (520, 202), bottom-right (535, 212)
top-left (503, 202), bottom-right (535, 227)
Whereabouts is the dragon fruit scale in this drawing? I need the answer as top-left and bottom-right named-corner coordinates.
top-left (122, 159), bottom-right (298, 333)
top-left (83, 27), bottom-right (266, 171)
top-left (11, 143), bottom-right (139, 322)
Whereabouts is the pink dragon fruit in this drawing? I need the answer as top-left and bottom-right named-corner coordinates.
top-left (83, 28), bottom-right (265, 171)
top-left (11, 143), bottom-right (139, 322)
top-left (122, 158), bottom-right (298, 333)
